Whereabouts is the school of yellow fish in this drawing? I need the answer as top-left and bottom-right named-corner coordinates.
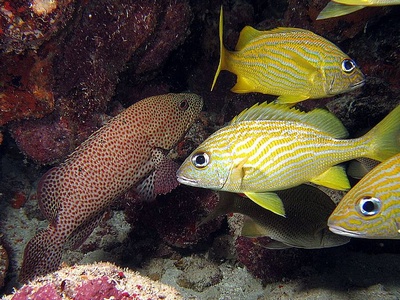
top-left (176, 6), bottom-right (400, 248)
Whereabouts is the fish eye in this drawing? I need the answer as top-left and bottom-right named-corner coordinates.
top-left (357, 196), bottom-right (382, 216)
top-left (191, 152), bottom-right (210, 168)
top-left (179, 99), bottom-right (189, 111)
top-left (341, 59), bottom-right (356, 73)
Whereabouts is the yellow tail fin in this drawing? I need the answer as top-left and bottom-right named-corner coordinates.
top-left (364, 104), bottom-right (400, 162)
top-left (211, 6), bottom-right (227, 91)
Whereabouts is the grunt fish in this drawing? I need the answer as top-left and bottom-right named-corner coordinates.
top-left (177, 102), bottom-right (400, 217)
top-left (20, 93), bottom-right (203, 282)
top-left (202, 186), bottom-right (350, 249)
top-left (317, 0), bottom-right (400, 20)
top-left (329, 153), bottom-right (400, 239)
top-left (211, 7), bottom-right (365, 104)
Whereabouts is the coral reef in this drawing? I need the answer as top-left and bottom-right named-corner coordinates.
top-left (125, 186), bottom-right (223, 249)
top-left (0, 0), bottom-right (75, 54)
top-left (0, 240), bottom-right (8, 290)
top-left (3, 0), bottom-right (192, 164)
top-left (1, 0), bottom-right (400, 298)
top-left (235, 236), bottom-right (309, 284)
top-left (3, 262), bottom-right (182, 299)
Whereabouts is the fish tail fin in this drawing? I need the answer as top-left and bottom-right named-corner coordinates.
top-left (211, 5), bottom-right (228, 91)
top-left (19, 227), bottom-right (64, 282)
top-left (317, 2), bottom-right (366, 20)
top-left (364, 104), bottom-right (400, 162)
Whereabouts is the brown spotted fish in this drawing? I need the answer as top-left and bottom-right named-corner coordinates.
top-left (20, 93), bottom-right (203, 282)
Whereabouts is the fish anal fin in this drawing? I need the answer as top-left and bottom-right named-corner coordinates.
top-left (231, 76), bottom-right (256, 93)
top-left (310, 165), bottom-right (350, 190)
top-left (275, 95), bottom-right (309, 105)
top-left (244, 191), bottom-right (286, 217)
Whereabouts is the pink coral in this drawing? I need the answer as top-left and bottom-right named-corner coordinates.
top-left (6, 262), bottom-right (182, 299)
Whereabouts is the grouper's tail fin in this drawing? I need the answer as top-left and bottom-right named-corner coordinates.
top-left (211, 6), bottom-right (228, 91)
top-left (19, 227), bottom-right (63, 283)
top-left (364, 104), bottom-right (400, 162)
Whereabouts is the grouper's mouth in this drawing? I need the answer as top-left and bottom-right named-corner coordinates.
top-left (328, 225), bottom-right (364, 238)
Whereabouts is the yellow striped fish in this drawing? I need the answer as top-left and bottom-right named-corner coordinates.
top-left (211, 7), bottom-right (365, 105)
top-left (328, 153), bottom-right (400, 239)
top-left (317, 0), bottom-right (400, 20)
top-left (176, 102), bottom-right (400, 217)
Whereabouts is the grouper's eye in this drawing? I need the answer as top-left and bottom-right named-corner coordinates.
top-left (191, 152), bottom-right (210, 168)
top-left (357, 196), bottom-right (381, 216)
top-left (179, 99), bottom-right (189, 111)
top-left (341, 59), bottom-right (356, 73)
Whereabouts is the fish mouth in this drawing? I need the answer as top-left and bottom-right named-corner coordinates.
top-left (349, 79), bottom-right (366, 90)
top-left (176, 175), bottom-right (199, 187)
top-left (328, 225), bottom-right (364, 238)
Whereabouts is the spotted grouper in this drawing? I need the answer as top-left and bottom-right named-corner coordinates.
top-left (20, 93), bottom-right (203, 282)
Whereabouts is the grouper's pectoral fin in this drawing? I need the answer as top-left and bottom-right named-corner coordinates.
top-left (137, 148), bottom-right (180, 201)
top-left (310, 165), bottom-right (350, 190)
top-left (244, 191), bottom-right (286, 217)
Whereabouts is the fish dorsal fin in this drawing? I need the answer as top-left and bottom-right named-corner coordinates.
top-left (317, 2), bottom-right (366, 20)
top-left (236, 26), bottom-right (264, 51)
top-left (262, 27), bottom-right (311, 35)
top-left (230, 101), bottom-right (348, 138)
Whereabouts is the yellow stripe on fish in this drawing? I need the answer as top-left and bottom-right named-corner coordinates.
top-left (177, 102), bottom-right (400, 217)
top-left (328, 153), bottom-right (400, 239)
top-left (211, 6), bottom-right (365, 104)
top-left (317, 0), bottom-right (400, 20)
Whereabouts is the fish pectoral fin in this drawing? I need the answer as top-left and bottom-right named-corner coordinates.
top-left (275, 95), bottom-right (309, 105)
top-left (231, 157), bottom-right (249, 185)
top-left (241, 217), bottom-right (269, 237)
top-left (317, 2), bottom-right (366, 20)
top-left (244, 191), bottom-right (286, 217)
top-left (310, 165), bottom-right (350, 190)
top-left (231, 76), bottom-right (256, 93)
